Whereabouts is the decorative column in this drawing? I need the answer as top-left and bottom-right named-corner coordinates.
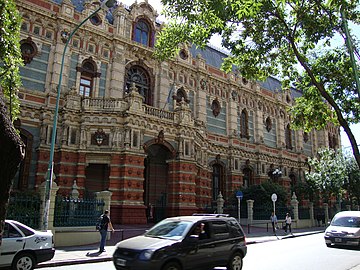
top-left (291, 192), bottom-right (299, 223)
top-left (216, 192), bottom-right (224, 214)
top-left (95, 190), bottom-right (112, 213)
top-left (309, 202), bottom-right (314, 227)
top-left (247, 199), bottom-right (254, 225)
top-left (70, 180), bottom-right (79, 199)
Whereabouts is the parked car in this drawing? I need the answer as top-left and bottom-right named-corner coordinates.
top-left (113, 214), bottom-right (247, 270)
top-left (0, 220), bottom-right (55, 270)
top-left (324, 211), bottom-right (360, 247)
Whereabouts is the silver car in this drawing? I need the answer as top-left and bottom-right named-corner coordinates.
top-left (324, 211), bottom-right (360, 247)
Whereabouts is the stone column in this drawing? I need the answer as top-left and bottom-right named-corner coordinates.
top-left (216, 192), bottom-right (224, 214)
top-left (70, 180), bottom-right (79, 199)
top-left (290, 192), bottom-right (299, 222)
top-left (247, 199), bottom-right (254, 225)
top-left (95, 190), bottom-right (113, 213)
top-left (309, 202), bottom-right (314, 227)
top-left (39, 181), bottom-right (59, 231)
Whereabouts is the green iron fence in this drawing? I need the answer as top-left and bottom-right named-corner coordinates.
top-left (298, 207), bottom-right (310, 219)
top-left (253, 204), bottom-right (293, 220)
top-left (54, 196), bottom-right (105, 227)
top-left (7, 192), bottom-right (41, 229)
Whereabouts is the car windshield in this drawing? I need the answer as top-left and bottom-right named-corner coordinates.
top-left (145, 220), bottom-right (193, 240)
top-left (331, 216), bottom-right (360, 228)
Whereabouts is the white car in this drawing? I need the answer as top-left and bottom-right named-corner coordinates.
top-left (324, 211), bottom-right (360, 247)
top-left (0, 220), bottom-right (55, 270)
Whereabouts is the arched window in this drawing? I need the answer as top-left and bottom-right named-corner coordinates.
top-left (125, 65), bottom-right (152, 105)
top-left (76, 58), bottom-right (100, 97)
top-left (240, 109), bottom-right (249, 138)
top-left (174, 87), bottom-right (189, 104)
top-left (285, 124), bottom-right (292, 150)
top-left (265, 117), bottom-right (272, 132)
top-left (133, 19), bottom-right (151, 46)
top-left (211, 99), bottom-right (221, 117)
top-left (212, 164), bottom-right (225, 201)
top-left (243, 168), bottom-right (253, 187)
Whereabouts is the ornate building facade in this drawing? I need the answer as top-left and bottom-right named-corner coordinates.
top-left (14, 0), bottom-right (340, 224)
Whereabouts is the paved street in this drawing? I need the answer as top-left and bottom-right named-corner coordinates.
top-left (34, 230), bottom-right (360, 270)
top-left (35, 226), bottom-right (324, 268)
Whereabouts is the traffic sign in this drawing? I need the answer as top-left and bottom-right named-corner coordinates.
top-left (236, 191), bottom-right (243, 199)
top-left (271, 193), bottom-right (277, 202)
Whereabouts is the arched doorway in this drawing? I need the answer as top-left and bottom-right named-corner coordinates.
top-left (144, 144), bottom-right (173, 222)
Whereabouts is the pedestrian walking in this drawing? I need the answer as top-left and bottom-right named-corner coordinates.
top-left (98, 210), bottom-right (114, 253)
top-left (284, 213), bottom-right (292, 234)
top-left (270, 211), bottom-right (278, 234)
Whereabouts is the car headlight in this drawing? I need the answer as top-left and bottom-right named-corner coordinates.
top-left (345, 233), bottom-right (356, 238)
top-left (139, 249), bottom-right (155, 261)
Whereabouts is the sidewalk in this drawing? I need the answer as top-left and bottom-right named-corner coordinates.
top-left (36, 225), bottom-right (325, 268)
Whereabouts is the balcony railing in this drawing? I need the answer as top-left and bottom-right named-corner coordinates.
top-left (144, 105), bottom-right (175, 120)
top-left (82, 98), bottom-right (128, 112)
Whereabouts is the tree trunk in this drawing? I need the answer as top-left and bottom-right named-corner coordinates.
top-left (0, 91), bottom-right (25, 246)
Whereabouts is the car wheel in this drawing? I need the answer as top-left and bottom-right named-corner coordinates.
top-left (12, 253), bottom-right (35, 270)
top-left (227, 252), bottom-right (243, 270)
top-left (326, 243), bottom-right (331, 247)
top-left (162, 261), bottom-right (182, 270)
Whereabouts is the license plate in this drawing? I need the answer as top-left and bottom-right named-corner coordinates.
top-left (116, 258), bottom-right (126, 266)
top-left (335, 238), bottom-right (342, 243)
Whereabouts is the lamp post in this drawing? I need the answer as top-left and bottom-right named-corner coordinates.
top-left (42, 0), bottom-right (117, 230)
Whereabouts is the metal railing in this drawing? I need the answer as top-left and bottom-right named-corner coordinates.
top-left (7, 192), bottom-right (41, 229)
top-left (54, 196), bottom-right (105, 227)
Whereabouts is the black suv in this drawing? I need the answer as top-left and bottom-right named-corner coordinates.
top-left (113, 214), bottom-right (247, 270)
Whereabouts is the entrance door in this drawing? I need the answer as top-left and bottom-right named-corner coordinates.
top-left (144, 144), bottom-right (172, 222)
top-left (85, 164), bottom-right (110, 197)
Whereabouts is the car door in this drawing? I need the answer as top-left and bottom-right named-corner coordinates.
top-left (182, 221), bottom-right (216, 270)
top-left (209, 220), bottom-right (233, 266)
top-left (0, 222), bottom-right (25, 267)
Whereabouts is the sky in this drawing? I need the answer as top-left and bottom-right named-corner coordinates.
top-left (122, 0), bottom-right (360, 150)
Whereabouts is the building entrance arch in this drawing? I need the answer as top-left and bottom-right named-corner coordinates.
top-left (144, 143), bottom-right (173, 223)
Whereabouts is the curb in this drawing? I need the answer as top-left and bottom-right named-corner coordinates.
top-left (37, 256), bottom-right (113, 268)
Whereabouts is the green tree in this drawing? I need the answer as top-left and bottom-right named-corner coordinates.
top-left (343, 156), bottom-right (360, 206)
top-left (154, 0), bottom-right (360, 168)
top-left (234, 181), bottom-right (288, 208)
top-left (0, 0), bottom-right (25, 246)
top-left (305, 148), bottom-right (348, 206)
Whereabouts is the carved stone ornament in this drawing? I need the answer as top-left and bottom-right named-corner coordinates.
top-left (20, 37), bottom-right (38, 65)
top-left (156, 130), bottom-right (164, 143)
top-left (93, 128), bottom-right (107, 146)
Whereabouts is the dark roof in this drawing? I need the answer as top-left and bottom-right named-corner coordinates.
top-left (189, 44), bottom-right (302, 97)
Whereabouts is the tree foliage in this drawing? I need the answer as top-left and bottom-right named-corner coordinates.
top-left (343, 155), bottom-right (360, 206)
top-left (234, 181), bottom-right (288, 208)
top-left (0, 0), bottom-right (24, 246)
top-left (305, 148), bottom-right (348, 204)
top-left (155, 0), bottom-right (360, 168)
top-left (0, 0), bottom-right (23, 119)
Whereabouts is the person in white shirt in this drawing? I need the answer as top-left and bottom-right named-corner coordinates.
top-left (285, 213), bottom-right (292, 234)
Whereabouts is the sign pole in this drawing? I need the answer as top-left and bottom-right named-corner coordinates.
top-left (236, 191), bottom-right (243, 224)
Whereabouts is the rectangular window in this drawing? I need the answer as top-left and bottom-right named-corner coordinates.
top-left (79, 77), bottom-right (92, 97)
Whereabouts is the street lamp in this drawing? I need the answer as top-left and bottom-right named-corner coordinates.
top-left (272, 168), bottom-right (282, 182)
top-left (42, 0), bottom-right (117, 230)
